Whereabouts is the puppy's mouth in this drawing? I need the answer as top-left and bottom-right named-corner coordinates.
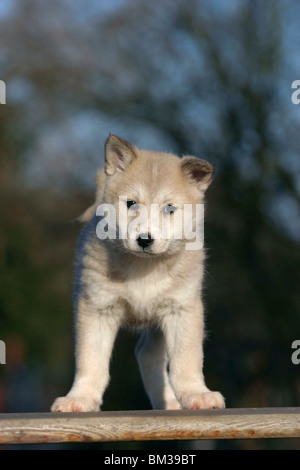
top-left (131, 247), bottom-right (161, 258)
top-left (127, 243), bottom-right (175, 258)
top-left (124, 241), bottom-right (165, 258)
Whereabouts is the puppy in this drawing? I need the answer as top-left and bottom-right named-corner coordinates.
top-left (51, 134), bottom-right (225, 412)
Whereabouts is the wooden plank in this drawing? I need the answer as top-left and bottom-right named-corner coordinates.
top-left (0, 408), bottom-right (300, 444)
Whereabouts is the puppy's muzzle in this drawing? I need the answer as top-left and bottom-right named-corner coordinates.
top-left (137, 233), bottom-right (154, 249)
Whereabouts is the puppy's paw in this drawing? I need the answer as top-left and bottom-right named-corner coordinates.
top-left (51, 396), bottom-right (100, 413)
top-left (164, 398), bottom-right (182, 410)
top-left (181, 391), bottom-right (225, 410)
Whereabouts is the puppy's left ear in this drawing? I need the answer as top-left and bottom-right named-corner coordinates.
top-left (180, 156), bottom-right (214, 192)
top-left (105, 134), bottom-right (137, 176)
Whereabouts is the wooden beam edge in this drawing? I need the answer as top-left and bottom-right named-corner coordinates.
top-left (0, 408), bottom-right (299, 444)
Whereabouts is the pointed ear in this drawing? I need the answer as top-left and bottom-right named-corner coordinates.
top-left (105, 134), bottom-right (137, 176)
top-left (180, 156), bottom-right (214, 192)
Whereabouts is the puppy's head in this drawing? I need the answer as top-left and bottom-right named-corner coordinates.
top-left (101, 134), bottom-right (214, 257)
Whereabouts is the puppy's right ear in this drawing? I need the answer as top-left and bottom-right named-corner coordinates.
top-left (105, 134), bottom-right (137, 176)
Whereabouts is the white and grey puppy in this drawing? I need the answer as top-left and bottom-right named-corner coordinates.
top-left (51, 135), bottom-right (225, 412)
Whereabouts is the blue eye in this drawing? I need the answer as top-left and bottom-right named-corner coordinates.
top-left (164, 204), bottom-right (177, 214)
top-left (127, 200), bottom-right (138, 209)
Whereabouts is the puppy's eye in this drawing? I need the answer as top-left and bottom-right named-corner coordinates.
top-left (127, 200), bottom-right (138, 209)
top-left (163, 204), bottom-right (177, 214)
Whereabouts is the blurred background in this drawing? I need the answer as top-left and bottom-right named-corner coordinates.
top-left (0, 0), bottom-right (300, 450)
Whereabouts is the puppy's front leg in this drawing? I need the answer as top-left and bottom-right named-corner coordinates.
top-left (162, 299), bottom-right (225, 410)
top-left (51, 297), bottom-right (121, 412)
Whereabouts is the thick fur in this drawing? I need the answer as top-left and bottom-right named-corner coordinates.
top-left (51, 135), bottom-right (225, 412)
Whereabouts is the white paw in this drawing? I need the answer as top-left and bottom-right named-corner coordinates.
top-left (51, 396), bottom-right (100, 413)
top-left (164, 398), bottom-right (182, 410)
top-left (181, 391), bottom-right (225, 410)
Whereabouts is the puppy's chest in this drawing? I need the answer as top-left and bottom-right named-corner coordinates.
top-left (122, 268), bottom-right (178, 314)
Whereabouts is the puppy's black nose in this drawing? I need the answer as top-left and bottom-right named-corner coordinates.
top-left (137, 234), bottom-right (154, 249)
